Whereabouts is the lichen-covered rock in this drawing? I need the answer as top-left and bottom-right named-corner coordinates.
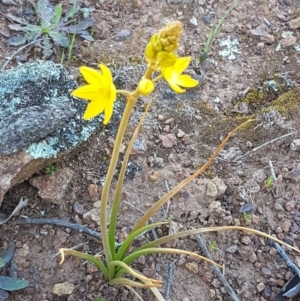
top-left (0, 60), bottom-right (123, 204)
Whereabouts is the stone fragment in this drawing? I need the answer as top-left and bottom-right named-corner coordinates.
top-left (241, 236), bottom-right (251, 245)
top-left (206, 177), bottom-right (227, 197)
top-left (83, 208), bottom-right (100, 224)
top-left (250, 28), bottom-right (275, 44)
top-left (185, 262), bottom-right (199, 274)
top-left (285, 201), bottom-right (295, 211)
top-left (131, 137), bottom-right (147, 154)
top-left (53, 229), bottom-right (69, 249)
top-left (282, 220), bottom-right (291, 232)
top-left (30, 168), bottom-right (73, 204)
top-left (73, 202), bottom-right (85, 215)
top-left (177, 129), bottom-right (185, 138)
top-left (159, 134), bottom-right (177, 148)
top-left (149, 171), bottom-right (160, 181)
top-left (165, 221), bottom-right (179, 248)
top-left (249, 252), bottom-right (257, 263)
top-left (289, 17), bottom-right (300, 29)
top-left (53, 282), bottom-right (75, 296)
top-left (291, 139), bottom-right (300, 150)
top-left (115, 29), bottom-right (131, 41)
top-left (256, 282), bottom-right (265, 292)
top-left (280, 36), bottom-right (297, 48)
top-left (88, 184), bottom-right (99, 197)
top-left (164, 118), bottom-right (174, 124)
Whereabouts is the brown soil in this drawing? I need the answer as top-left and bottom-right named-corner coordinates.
top-left (1, 0), bottom-right (300, 301)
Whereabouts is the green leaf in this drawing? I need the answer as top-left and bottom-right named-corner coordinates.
top-left (0, 245), bottom-right (15, 264)
top-left (0, 276), bottom-right (29, 291)
top-left (0, 259), bottom-right (5, 269)
top-left (49, 31), bottom-right (69, 47)
top-left (65, 3), bottom-right (81, 20)
top-left (37, 0), bottom-right (53, 23)
top-left (51, 4), bottom-right (63, 28)
top-left (7, 35), bottom-right (27, 46)
top-left (0, 288), bottom-right (9, 301)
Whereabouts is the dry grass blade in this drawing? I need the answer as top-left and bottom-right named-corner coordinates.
top-left (140, 226), bottom-right (300, 254)
top-left (131, 119), bottom-right (254, 232)
top-left (109, 260), bottom-right (163, 287)
top-left (126, 286), bottom-right (145, 301)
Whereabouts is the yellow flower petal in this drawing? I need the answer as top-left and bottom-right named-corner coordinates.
top-left (175, 74), bottom-right (198, 88)
top-left (80, 66), bottom-right (104, 86)
top-left (138, 78), bottom-right (155, 95)
top-left (174, 57), bottom-right (191, 74)
top-left (168, 81), bottom-right (186, 93)
top-left (71, 85), bottom-right (102, 102)
top-left (103, 103), bottom-right (114, 125)
top-left (156, 52), bottom-right (178, 68)
top-left (83, 99), bottom-right (107, 120)
top-left (99, 64), bottom-right (113, 85)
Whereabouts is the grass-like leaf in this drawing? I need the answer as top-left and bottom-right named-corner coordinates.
top-left (0, 276), bottom-right (29, 291)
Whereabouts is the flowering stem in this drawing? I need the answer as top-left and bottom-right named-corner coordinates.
top-left (152, 74), bottom-right (163, 83)
top-left (144, 65), bottom-right (154, 79)
top-left (117, 90), bottom-right (131, 97)
top-left (100, 97), bottom-right (135, 268)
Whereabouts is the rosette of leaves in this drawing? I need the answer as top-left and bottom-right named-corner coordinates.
top-left (0, 245), bottom-right (29, 301)
top-left (7, 0), bottom-right (95, 58)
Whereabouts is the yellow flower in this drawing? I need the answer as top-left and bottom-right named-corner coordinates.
top-left (162, 57), bottom-right (198, 93)
top-left (71, 64), bottom-right (116, 124)
top-left (145, 21), bottom-right (182, 70)
top-left (137, 78), bottom-right (155, 95)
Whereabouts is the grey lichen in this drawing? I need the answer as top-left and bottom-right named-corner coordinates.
top-left (0, 60), bottom-right (124, 158)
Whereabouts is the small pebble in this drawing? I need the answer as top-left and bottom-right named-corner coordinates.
top-left (256, 282), bottom-right (265, 292)
top-left (185, 262), bottom-right (199, 274)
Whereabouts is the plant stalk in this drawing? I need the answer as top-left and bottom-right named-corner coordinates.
top-left (100, 98), bottom-right (135, 266)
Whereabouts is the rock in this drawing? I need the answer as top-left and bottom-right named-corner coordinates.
top-left (289, 17), bottom-right (300, 29)
top-left (166, 221), bottom-right (179, 247)
top-left (285, 201), bottom-right (295, 212)
top-left (53, 229), bottom-right (69, 249)
top-left (115, 29), bottom-right (131, 41)
top-left (226, 245), bottom-right (238, 254)
top-left (164, 117), bottom-right (174, 124)
top-left (53, 282), bottom-right (75, 296)
top-left (73, 202), bottom-right (85, 215)
top-left (241, 236), bottom-right (252, 245)
top-left (206, 177), bottom-right (227, 197)
top-left (281, 220), bottom-right (291, 232)
top-left (177, 129), bottom-right (185, 138)
top-left (249, 252), bottom-right (257, 263)
top-left (0, 60), bottom-right (123, 205)
top-left (291, 139), bottom-right (300, 150)
top-left (83, 208), bottom-right (100, 224)
top-left (256, 282), bottom-right (265, 292)
top-left (262, 285), bottom-right (272, 299)
top-left (131, 137), bottom-right (147, 154)
top-left (252, 169), bottom-right (267, 183)
top-left (190, 17), bottom-right (198, 26)
top-left (280, 36), bottom-right (297, 48)
top-left (250, 28), bottom-right (275, 44)
top-left (30, 168), bottom-right (73, 204)
top-left (185, 262), bottom-right (199, 274)
top-left (88, 184), bottom-right (99, 197)
top-left (159, 134), bottom-right (177, 148)
top-left (274, 202), bottom-right (283, 211)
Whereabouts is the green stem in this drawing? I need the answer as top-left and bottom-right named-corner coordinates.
top-left (100, 97), bottom-right (135, 266)
top-left (144, 64), bottom-right (154, 79)
top-left (152, 74), bottom-right (163, 83)
top-left (117, 90), bottom-right (131, 96)
top-left (108, 100), bottom-right (153, 257)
